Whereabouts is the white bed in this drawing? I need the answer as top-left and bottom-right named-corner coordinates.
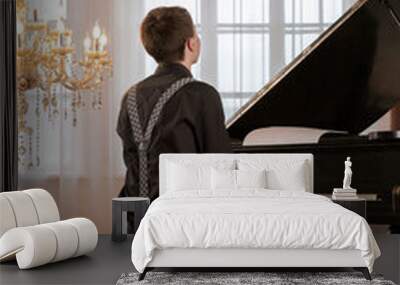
top-left (131, 154), bottom-right (380, 280)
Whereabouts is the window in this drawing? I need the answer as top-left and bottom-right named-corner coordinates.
top-left (216, 0), bottom-right (270, 117)
top-left (284, 0), bottom-right (351, 65)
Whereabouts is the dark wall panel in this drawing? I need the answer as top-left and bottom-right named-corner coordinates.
top-left (0, 0), bottom-right (18, 192)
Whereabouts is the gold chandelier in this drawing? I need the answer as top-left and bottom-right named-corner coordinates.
top-left (16, 0), bottom-right (113, 167)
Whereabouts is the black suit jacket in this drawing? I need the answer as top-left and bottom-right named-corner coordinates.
top-left (117, 63), bottom-right (232, 200)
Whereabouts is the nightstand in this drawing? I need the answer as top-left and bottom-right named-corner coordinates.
top-left (112, 197), bottom-right (150, 242)
top-left (332, 197), bottom-right (367, 219)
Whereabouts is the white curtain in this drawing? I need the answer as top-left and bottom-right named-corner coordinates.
top-left (19, 0), bottom-right (358, 234)
top-left (19, 0), bottom-right (129, 234)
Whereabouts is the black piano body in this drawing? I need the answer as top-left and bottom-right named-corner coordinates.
top-left (227, 0), bottom-right (400, 229)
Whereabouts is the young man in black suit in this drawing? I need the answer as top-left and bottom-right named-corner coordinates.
top-left (117, 6), bottom-right (231, 202)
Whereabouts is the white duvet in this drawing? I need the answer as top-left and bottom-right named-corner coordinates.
top-left (131, 190), bottom-right (380, 273)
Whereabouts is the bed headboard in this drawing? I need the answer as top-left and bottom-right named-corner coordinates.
top-left (159, 153), bottom-right (314, 195)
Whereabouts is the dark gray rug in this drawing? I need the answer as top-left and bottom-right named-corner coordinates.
top-left (116, 272), bottom-right (396, 285)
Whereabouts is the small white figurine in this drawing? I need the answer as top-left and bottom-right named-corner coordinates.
top-left (343, 157), bottom-right (354, 189)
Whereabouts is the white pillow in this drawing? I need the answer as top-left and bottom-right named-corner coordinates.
top-left (267, 166), bottom-right (307, 191)
top-left (211, 168), bottom-right (236, 190)
top-left (237, 159), bottom-right (308, 191)
top-left (211, 169), bottom-right (268, 190)
top-left (236, 169), bottom-right (267, 189)
top-left (165, 159), bottom-right (235, 193)
top-left (167, 162), bottom-right (211, 191)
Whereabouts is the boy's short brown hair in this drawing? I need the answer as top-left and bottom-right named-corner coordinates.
top-left (141, 6), bottom-right (195, 63)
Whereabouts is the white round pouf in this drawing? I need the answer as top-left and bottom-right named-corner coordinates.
top-left (0, 191), bottom-right (39, 227)
top-left (0, 196), bottom-right (17, 237)
top-left (24, 189), bottom-right (60, 223)
top-left (64, 218), bottom-right (98, 257)
top-left (42, 221), bottom-right (79, 262)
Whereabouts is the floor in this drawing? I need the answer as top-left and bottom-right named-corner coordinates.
top-left (1, 233), bottom-right (399, 285)
top-left (0, 235), bottom-right (134, 285)
top-left (372, 231), bottom-right (400, 284)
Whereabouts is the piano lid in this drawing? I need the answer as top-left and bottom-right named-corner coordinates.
top-left (227, 0), bottom-right (400, 141)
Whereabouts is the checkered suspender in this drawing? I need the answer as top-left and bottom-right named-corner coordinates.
top-left (126, 77), bottom-right (195, 197)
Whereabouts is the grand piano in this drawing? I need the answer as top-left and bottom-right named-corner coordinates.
top-left (226, 0), bottom-right (400, 230)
